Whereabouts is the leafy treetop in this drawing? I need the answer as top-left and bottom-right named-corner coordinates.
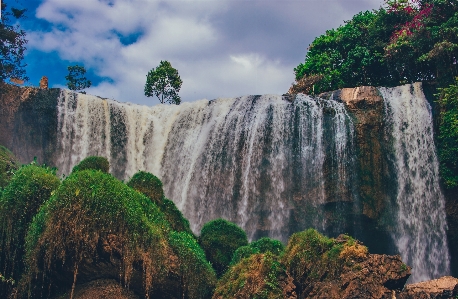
top-left (65, 65), bottom-right (92, 93)
top-left (145, 60), bottom-right (182, 105)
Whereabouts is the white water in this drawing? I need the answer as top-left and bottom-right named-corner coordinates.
top-left (55, 85), bottom-right (450, 282)
top-left (380, 83), bottom-right (450, 282)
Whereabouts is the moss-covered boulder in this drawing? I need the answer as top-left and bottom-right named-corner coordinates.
top-left (0, 145), bottom-right (19, 188)
top-left (71, 156), bottom-right (109, 174)
top-left (127, 171), bottom-right (164, 204)
top-left (213, 252), bottom-right (297, 299)
top-left (230, 237), bottom-right (284, 266)
top-left (127, 171), bottom-right (192, 235)
top-left (23, 170), bottom-right (172, 298)
top-left (282, 229), bottom-right (410, 298)
top-left (199, 219), bottom-right (248, 277)
top-left (168, 231), bottom-right (217, 299)
top-left (0, 164), bottom-right (60, 296)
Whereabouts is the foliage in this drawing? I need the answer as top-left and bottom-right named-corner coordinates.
top-left (0, 164), bottom-right (59, 293)
top-left (292, 0), bottom-right (458, 94)
top-left (71, 156), bottom-right (109, 174)
top-left (160, 198), bottom-right (193, 234)
top-left (127, 171), bottom-right (164, 204)
top-left (282, 229), bottom-right (368, 297)
top-left (0, 2), bottom-right (28, 83)
top-left (145, 60), bottom-right (182, 105)
top-left (23, 170), bottom-right (172, 298)
top-left (199, 219), bottom-right (248, 277)
top-left (213, 252), bottom-right (289, 299)
top-left (168, 231), bottom-right (217, 299)
top-left (437, 77), bottom-right (458, 188)
top-left (65, 65), bottom-right (92, 93)
top-left (0, 145), bottom-right (18, 189)
top-left (230, 237), bottom-right (285, 267)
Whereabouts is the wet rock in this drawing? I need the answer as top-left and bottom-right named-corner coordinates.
top-left (397, 276), bottom-right (458, 299)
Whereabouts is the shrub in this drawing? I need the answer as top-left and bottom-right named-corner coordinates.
top-left (0, 145), bottom-right (19, 189)
top-left (199, 219), bottom-right (248, 277)
top-left (168, 231), bottom-right (216, 299)
top-left (160, 198), bottom-right (193, 234)
top-left (230, 237), bottom-right (285, 267)
top-left (23, 170), bottom-right (171, 298)
top-left (0, 164), bottom-right (60, 293)
top-left (71, 156), bottom-right (109, 174)
top-left (229, 245), bottom-right (259, 267)
top-left (127, 171), bottom-right (164, 204)
top-left (213, 252), bottom-right (293, 299)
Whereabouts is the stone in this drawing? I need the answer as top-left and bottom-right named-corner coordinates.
top-left (39, 76), bottom-right (48, 89)
top-left (396, 276), bottom-right (458, 299)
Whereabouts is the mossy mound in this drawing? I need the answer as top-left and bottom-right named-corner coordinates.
top-left (168, 231), bottom-right (217, 299)
top-left (0, 145), bottom-right (19, 188)
top-left (71, 156), bottom-right (109, 174)
top-left (282, 229), bottom-right (368, 297)
top-left (23, 170), bottom-right (172, 298)
top-left (213, 252), bottom-right (296, 299)
top-left (199, 219), bottom-right (248, 277)
top-left (127, 171), bottom-right (164, 204)
top-left (230, 237), bottom-right (284, 266)
top-left (0, 164), bottom-right (60, 293)
top-left (160, 198), bottom-right (193, 234)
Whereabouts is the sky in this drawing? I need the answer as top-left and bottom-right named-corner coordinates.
top-left (6, 0), bottom-right (385, 106)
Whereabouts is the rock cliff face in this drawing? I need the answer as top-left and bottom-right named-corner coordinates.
top-left (0, 83), bottom-right (452, 281)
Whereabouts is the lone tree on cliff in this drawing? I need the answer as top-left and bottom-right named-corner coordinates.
top-left (65, 65), bottom-right (91, 93)
top-left (0, 3), bottom-right (28, 83)
top-left (144, 60), bottom-right (182, 105)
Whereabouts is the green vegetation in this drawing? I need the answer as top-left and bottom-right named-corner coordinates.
top-left (213, 252), bottom-right (288, 299)
top-left (0, 145), bottom-right (19, 189)
top-left (0, 164), bottom-right (60, 292)
top-left (292, 0), bottom-right (458, 94)
top-left (282, 229), bottom-right (368, 297)
top-left (160, 197), bottom-right (193, 234)
top-left (0, 2), bottom-right (28, 83)
top-left (199, 219), bottom-right (249, 277)
top-left (65, 65), bottom-right (92, 93)
top-left (438, 78), bottom-right (458, 188)
top-left (24, 169), bottom-right (172, 298)
top-left (71, 156), bottom-right (109, 174)
top-left (230, 237), bottom-right (285, 266)
top-left (145, 60), bottom-right (182, 105)
top-left (168, 231), bottom-right (217, 299)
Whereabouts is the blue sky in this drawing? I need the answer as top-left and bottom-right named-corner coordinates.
top-left (6, 0), bottom-right (384, 106)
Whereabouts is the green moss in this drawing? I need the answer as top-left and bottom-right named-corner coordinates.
top-left (168, 231), bottom-right (216, 299)
top-left (127, 171), bottom-right (164, 204)
top-left (0, 145), bottom-right (19, 189)
top-left (214, 253), bottom-right (287, 299)
top-left (71, 156), bottom-right (109, 174)
top-left (199, 219), bottom-right (248, 277)
top-left (0, 164), bottom-right (60, 284)
top-left (282, 229), bottom-right (368, 297)
top-left (229, 246), bottom-right (259, 266)
top-left (160, 198), bottom-right (193, 234)
top-left (24, 170), bottom-right (171, 298)
top-left (251, 237), bottom-right (285, 256)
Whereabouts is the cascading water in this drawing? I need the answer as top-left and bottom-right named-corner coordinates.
top-left (380, 83), bottom-right (450, 282)
top-left (55, 84), bottom-right (450, 282)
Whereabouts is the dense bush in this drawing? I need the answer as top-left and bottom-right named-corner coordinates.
top-left (23, 170), bottom-right (172, 298)
top-left (0, 145), bottom-right (19, 189)
top-left (0, 164), bottom-right (60, 294)
top-left (213, 252), bottom-right (291, 299)
top-left (168, 231), bottom-right (217, 299)
top-left (127, 171), bottom-right (164, 204)
top-left (438, 78), bottom-right (458, 188)
top-left (199, 219), bottom-right (248, 277)
top-left (161, 197), bottom-right (193, 234)
top-left (71, 156), bottom-right (109, 173)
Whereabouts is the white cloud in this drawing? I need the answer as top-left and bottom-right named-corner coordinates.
top-left (27, 0), bottom-right (385, 105)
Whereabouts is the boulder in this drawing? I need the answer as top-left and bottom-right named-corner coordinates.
top-left (397, 276), bottom-right (458, 299)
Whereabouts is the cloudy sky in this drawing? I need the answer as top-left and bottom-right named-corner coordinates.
top-left (10, 0), bottom-right (384, 106)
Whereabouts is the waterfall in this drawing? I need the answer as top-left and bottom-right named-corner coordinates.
top-left (380, 83), bottom-right (450, 282)
top-left (55, 90), bottom-right (354, 241)
top-left (55, 84), bottom-right (450, 282)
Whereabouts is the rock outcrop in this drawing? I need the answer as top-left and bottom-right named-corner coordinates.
top-left (397, 276), bottom-right (458, 299)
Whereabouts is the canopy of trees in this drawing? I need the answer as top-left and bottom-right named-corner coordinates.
top-left (292, 0), bottom-right (458, 94)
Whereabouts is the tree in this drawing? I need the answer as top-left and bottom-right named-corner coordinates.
top-left (0, 2), bottom-right (28, 83)
top-left (65, 65), bottom-right (91, 93)
top-left (144, 60), bottom-right (182, 105)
